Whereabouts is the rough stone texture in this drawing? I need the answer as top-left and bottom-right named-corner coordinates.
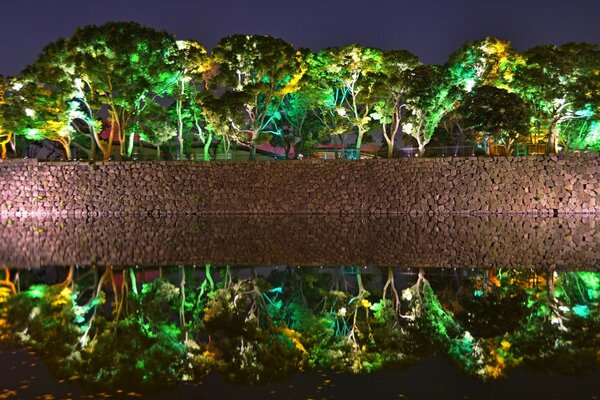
top-left (1, 215), bottom-right (598, 269)
top-left (1, 155), bottom-right (599, 216)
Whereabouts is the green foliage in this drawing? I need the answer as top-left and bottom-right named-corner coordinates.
top-left (0, 267), bottom-right (598, 392)
top-left (308, 45), bottom-right (386, 151)
top-left (402, 64), bottom-right (458, 153)
top-left (1, 78), bottom-right (76, 157)
top-left (446, 37), bottom-right (523, 92)
top-left (459, 85), bottom-right (531, 153)
top-left (513, 43), bottom-right (600, 152)
top-left (5, 25), bottom-right (600, 160)
top-left (208, 34), bottom-right (305, 159)
top-left (24, 22), bottom-right (181, 159)
top-left (132, 99), bottom-right (177, 147)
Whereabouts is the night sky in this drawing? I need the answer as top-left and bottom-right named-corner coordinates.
top-left (2, 0), bottom-right (600, 76)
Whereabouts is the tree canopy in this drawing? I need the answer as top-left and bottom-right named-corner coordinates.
top-left (3, 24), bottom-right (600, 160)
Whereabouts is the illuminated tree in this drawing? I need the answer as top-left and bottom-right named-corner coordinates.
top-left (446, 37), bottom-right (524, 94)
top-left (402, 65), bottom-right (457, 155)
top-left (309, 45), bottom-right (384, 157)
top-left (0, 77), bottom-right (13, 158)
top-left (564, 120), bottom-right (600, 151)
top-left (200, 89), bottom-right (250, 159)
top-left (370, 50), bottom-right (420, 158)
top-left (437, 38), bottom-right (525, 155)
top-left (168, 40), bottom-right (211, 160)
top-left (208, 35), bottom-right (305, 160)
top-left (513, 43), bottom-right (600, 153)
top-left (278, 52), bottom-right (334, 158)
top-left (459, 85), bottom-right (531, 155)
top-left (1, 79), bottom-right (77, 159)
top-left (23, 39), bottom-right (102, 160)
top-left (26, 22), bottom-right (181, 160)
top-left (130, 99), bottom-right (177, 159)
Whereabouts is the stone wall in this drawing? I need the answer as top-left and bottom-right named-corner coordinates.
top-left (1, 155), bottom-right (599, 216)
top-left (1, 215), bottom-right (598, 269)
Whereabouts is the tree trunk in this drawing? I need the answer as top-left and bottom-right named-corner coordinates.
top-left (177, 80), bottom-right (185, 160)
top-left (0, 133), bottom-right (12, 159)
top-left (203, 131), bottom-right (213, 162)
top-left (127, 132), bottom-right (136, 159)
top-left (90, 138), bottom-right (96, 161)
top-left (355, 128), bottom-right (364, 159)
top-left (249, 131), bottom-right (258, 160)
top-left (417, 136), bottom-right (426, 156)
top-left (333, 135), bottom-right (339, 159)
top-left (93, 127), bottom-right (111, 161)
top-left (138, 139), bottom-right (144, 160)
top-left (382, 124), bottom-right (393, 159)
top-left (549, 123), bottom-right (559, 154)
top-left (57, 138), bottom-right (71, 160)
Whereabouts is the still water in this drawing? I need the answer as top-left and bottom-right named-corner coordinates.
top-left (0, 216), bottom-right (598, 399)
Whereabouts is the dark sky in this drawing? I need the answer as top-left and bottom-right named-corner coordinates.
top-left (2, 0), bottom-right (600, 76)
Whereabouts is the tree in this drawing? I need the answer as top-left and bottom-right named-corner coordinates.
top-left (130, 99), bottom-right (177, 159)
top-left (370, 50), bottom-right (420, 158)
top-left (168, 40), bottom-right (211, 160)
top-left (26, 22), bottom-right (181, 160)
top-left (278, 51), bottom-right (335, 159)
top-left (459, 86), bottom-right (531, 155)
top-left (561, 120), bottom-right (600, 151)
top-left (310, 45), bottom-right (384, 157)
top-left (402, 65), bottom-right (457, 155)
top-left (513, 43), bottom-right (600, 153)
top-left (208, 35), bottom-right (305, 160)
top-left (446, 37), bottom-right (524, 94)
top-left (1, 79), bottom-right (77, 159)
top-left (0, 76), bottom-right (13, 158)
top-left (22, 38), bottom-right (102, 160)
top-left (200, 89), bottom-right (251, 160)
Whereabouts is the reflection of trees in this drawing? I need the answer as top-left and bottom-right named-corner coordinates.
top-left (0, 266), bottom-right (598, 391)
top-left (514, 271), bottom-right (600, 374)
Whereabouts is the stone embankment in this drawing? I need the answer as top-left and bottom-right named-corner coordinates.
top-left (1, 215), bottom-right (598, 269)
top-left (0, 155), bottom-right (599, 216)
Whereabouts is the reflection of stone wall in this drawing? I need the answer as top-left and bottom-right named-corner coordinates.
top-left (1, 155), bottom-right (599, 217)
top-left (1, 215), bottom-right (598, 269)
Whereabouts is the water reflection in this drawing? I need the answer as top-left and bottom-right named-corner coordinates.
top-left (0, 266), bottom-right (598, 393)
top-left (1, 215), bottom-right (600, 268)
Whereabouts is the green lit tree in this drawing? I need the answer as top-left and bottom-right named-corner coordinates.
top-left (402, 65), bottom-right (457, 155)
top-left (459, 85), bottom-right (531, 155)
top-left (370, 50), bottom-right (420, 158)
top-left (439, 38), bottom-right (525, 155)
top-left (130, 99), bottom-right (177, 159)
top-left (446, 37), bottom-right (524, 93)
top-left (563, 120), bottom-right (600, 151)
top-left (278, 51), bottom-right (335, 158)
top-left (1, 79), bottom-right (77, 159)
top-left (200, 89), bottom-right (250, 159)
top-left (513, 43), bottom-right (600, 153)
top-left (208, 35), bottom-right (305, 160)
top-left (309, 45), bottom-right (384, 157)
top-left (22, 38), bottom-right (102, 160)
top-left (26, 22), bottom-right (181, 160)
top-left (168, 40), bottom-right (211, 160)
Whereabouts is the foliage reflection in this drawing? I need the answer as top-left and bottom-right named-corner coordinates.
top-left (0, 266), bottom-right (598, 392)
